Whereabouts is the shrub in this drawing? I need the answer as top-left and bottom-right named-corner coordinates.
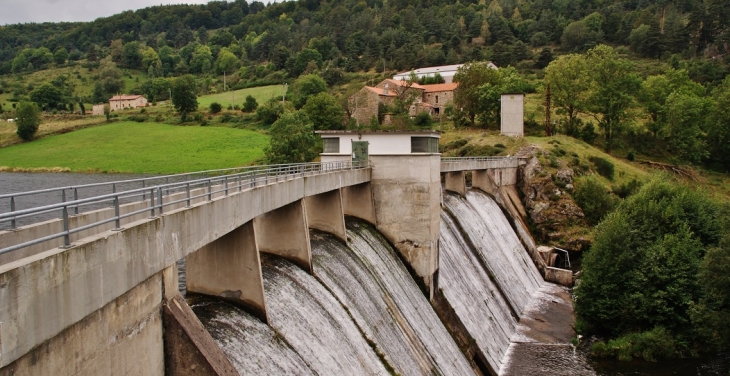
top-left (589, 156), bottom-right (615, 180)
top-left (591, 327), bottom-right (677, 361)
top-left (627, 150), bottom-right (635, 161)
top-left (572, 175), bottom-right (616, 225)
top-left (581, 122), bottom-right (597, 144)
top-left (611, 179), bottom-right (642, 198)
top-left (440, 139), bottom-right (468, 152)
top-left (255, 99), bottom-right (284, 125)
top-left (210, 102), bottom-right (222, 114)
top-left (413, 111), bottom-right (433, 128)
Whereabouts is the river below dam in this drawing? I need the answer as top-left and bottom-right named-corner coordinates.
top-left (1, 171), bottom-right (727, 375)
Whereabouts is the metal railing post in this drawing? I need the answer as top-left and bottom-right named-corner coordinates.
top-left (186, 183), bottom-right (191, 207)
top-left (73, 188), bottom-right (79, 215)
top-left (10, 196), bottom-right (16, 229)
top-left (61, 190), bottom-right (70, 248)
top-left (142, 180), bottom-right (146, 201)
top-left (149, 188), bottom-right (155, 217)
top-left (113, 196), bottom-right (121, 230)
top-left (225, 177), bottom-right (229, 196)
top-left (207, 180), bottom-right (212, 201)
top-left (157, 188), bottom-right (164, 215)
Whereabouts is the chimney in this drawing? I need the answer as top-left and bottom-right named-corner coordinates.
top-left (383, 83), bottom-right (389, 95)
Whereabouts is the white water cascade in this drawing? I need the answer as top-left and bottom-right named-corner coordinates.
top-left (192, 189), bottom-right (551, 375)
top-left (440, 190), bottom-right (545, 373)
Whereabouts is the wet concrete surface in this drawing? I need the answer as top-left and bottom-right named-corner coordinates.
top-left (500, 283), bottom-right (596, 376)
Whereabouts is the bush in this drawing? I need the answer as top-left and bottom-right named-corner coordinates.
top-left (256, 99), bottom-right (285, 125)
top-left (611, 179), bottom-right (642, 199)
top-left (592, 327), bottom-right (677, 361)
top-left (589, 156), bottom-right (615, 180)
top-left (572, 175), bottom-right (616, 225)
top-left (581, 122), bottom-right (597, 144)
top-left (440, 139), bottom-right (468, 152)
top-left (210, 102), bottom-right (222, 114)
top-left (627, 150), bottom-right (635, 161)
top-left (413, 111), bottom-right (433, 128)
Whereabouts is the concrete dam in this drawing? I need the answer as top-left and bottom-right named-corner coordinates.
top-left (0, 131), bottom-right (578, 375)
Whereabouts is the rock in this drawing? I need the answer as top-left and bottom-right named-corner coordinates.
top-left (555, 168), bottom-right (574, 184)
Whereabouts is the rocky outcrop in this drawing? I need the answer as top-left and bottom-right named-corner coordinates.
top-left (517, 146), bottom-right (589, 252)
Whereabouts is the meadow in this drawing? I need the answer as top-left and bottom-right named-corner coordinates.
top-left (197, 85), bottom-right (286, 109)
top-left (0, 122), bottom-right (269, 174)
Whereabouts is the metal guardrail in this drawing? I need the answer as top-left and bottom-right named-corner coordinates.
top-left (0, 160), bottom-right (368, 255)
top-left (440, 156), bottom-right (519, 168)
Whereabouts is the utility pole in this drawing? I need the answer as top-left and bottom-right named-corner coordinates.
top-left (282, 83), bottom-right (287, 103)
top-left (545, 84), bottom-right (552, 137)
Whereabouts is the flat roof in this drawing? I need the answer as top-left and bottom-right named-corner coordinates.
top-left (316, 130), bottom-right (441, 135)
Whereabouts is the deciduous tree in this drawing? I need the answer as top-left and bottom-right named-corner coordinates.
top-left (264, 111), bottom-right (319, 164)
top-left (171, 75), bottom-right (198, 121)
top-left (15, 102), bottom-right (41, 141)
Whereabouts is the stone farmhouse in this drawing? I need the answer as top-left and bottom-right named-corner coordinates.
top-left (348, 79), bottom-right (457, 126)
top-left (109, 95), bottom-right (148, 112)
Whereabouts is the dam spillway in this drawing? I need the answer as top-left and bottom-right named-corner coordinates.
top-left (191, 189), bottom-right (568, 375)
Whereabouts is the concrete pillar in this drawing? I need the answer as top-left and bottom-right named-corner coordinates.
top-left (304, 189), bottom-right (347, 243)
top-left (444, 171), bottom-right (466, 197)
top-left (342, 182), bottom-right (377, 225)
top-left (0, 274), bottom-right (165, 376)
top-left (162, 294), bottom-right (238, 376)
top-left (186, 221), bottom-right (268, 322)
top-left (472, 169), bottom-right (498, 196)
top-left (370, 155), bottom-right (441, 299)
top-left (254, 200), bottom-right (312, 274)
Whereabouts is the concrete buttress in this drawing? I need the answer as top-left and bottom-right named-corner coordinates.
top-left (444, 171), bottom-right (467, 197)
top-left (186, 221), bottom-right (268, 322)
top-left (341, 182), bottom-right (377, 225)
top-left (304, 189), bottom-right (347, 243)
top-left (254, 199), bottom-right (313, 273)
top-left (369, 154), bottom-right (441, 299)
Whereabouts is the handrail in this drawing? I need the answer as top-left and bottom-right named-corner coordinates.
top-left (440, 156), bottom-right (516, 162)
top-left (0, 160), bottom-right (369, 255)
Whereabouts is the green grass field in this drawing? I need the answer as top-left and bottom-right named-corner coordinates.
top-left (197, 85), bottom-right (286, 109)
top-left (0, 122), bottom-right (269, 174)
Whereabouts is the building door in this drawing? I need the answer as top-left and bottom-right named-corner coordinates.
top-left (351, 141), bottom-right (369, 165)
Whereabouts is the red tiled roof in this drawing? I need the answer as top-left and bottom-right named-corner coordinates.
top-left (365, 86), bottom-right (398, 97)
top-left (421, 83), bottom-right (458, 93)
top-left (110, 95), bottom-right (144, 101)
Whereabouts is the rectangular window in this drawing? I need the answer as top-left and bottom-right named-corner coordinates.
top-left (323, 138), bottom-right (340, 153)
top-left (411, 137), bottom-right (438, 153)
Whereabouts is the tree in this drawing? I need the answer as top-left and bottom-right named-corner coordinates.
top-left (215, 48), bottom-right (240, 75)
top-left (264, 111), bottom-right (320, 164)
top-left (96, 62), bottom-right (124, 103)
top-left (301, 92), bottom-right (344, 130)
top-left (584, 45), bottom-right (641, 152)
top-left (707, 76), bottom-right (730, 170)
top-left (53, 47), bottom-right (68, 66)
top-left (290, 74), bottom-right (327, 109)
top-left (664, 92), bottom-right (710, 164)
top-left (210, 102), bottom-right (222, 114)
top-left (256, 99), bottom-right (285, 125)
top-left (453, 61), bottom-right (499, 127)
top-left (242, 95), bottom-right (258, 112)
top-left (572, 175), bottom-right (616, 225)
top-left (171, 75), bottom-right (198, 121)
top-left (121, 41), bottom-right (142, 68)
top-left (575, 179), bottom-right (725, 346)
top-left (545, 54), bottom-right (590, 136)
top-left (15, 102), bottom-right (42, 141)
top-left (29, 83), bottom-right (65, 111)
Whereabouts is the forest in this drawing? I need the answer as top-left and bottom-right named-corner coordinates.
top-left (0, 0), bottom-right (729, 169)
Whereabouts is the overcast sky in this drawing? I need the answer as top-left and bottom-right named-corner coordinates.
top-left (1, 0), bottom-right (215, 25)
